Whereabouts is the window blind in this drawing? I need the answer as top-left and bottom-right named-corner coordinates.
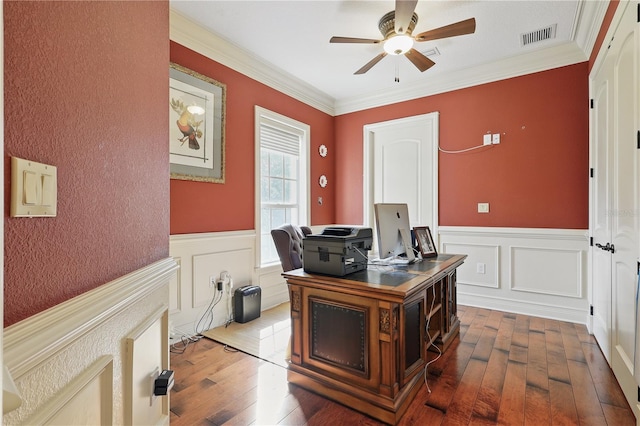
top-left (260, 124), bottom-right (300, 156)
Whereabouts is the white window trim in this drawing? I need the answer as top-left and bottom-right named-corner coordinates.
top-left (254, 105), bottom-right (310, 269)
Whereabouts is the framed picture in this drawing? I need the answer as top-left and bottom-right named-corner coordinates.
top-left (413, 226), bottom-right (437, 258)
top-left (169, 63), bottom-right (226, 183)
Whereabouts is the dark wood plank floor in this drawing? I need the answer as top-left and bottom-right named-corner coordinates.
top-left (169, 305), bottom-right (635, 425)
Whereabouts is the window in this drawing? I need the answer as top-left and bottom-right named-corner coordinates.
top-left (255, 106), bottom-right (309, 267)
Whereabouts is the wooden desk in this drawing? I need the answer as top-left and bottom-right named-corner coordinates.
top-left (283, 254), bottom-right (466, 425)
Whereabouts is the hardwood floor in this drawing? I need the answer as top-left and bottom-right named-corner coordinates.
top-left (170, 305), bottom-right (635, 425)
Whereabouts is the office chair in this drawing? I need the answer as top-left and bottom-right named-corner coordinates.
top-left (270, 224), bottom-right (312, 272)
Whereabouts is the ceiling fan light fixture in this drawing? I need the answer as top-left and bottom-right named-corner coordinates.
top-left (384, 35), bottom-right (413, 55)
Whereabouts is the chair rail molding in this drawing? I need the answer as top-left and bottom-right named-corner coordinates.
top-left (4, 258), bottom-right (178, 379)
top-left (3, 258), bottom-right (177, 424)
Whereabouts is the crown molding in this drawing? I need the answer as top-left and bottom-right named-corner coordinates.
top-left (334, 41), bottom-right (587, 115)
top-left (170, 9), bottom-right (336, 116)
top-left (590, 0), bottom-right (629, 77)
top-left (572, 0), bottom-right (609, 58)
top-left (171, 2), bottom-right (604, 117)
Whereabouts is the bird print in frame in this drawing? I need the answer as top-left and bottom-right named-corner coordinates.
top-left (169, 63), bottom-right (226, 183)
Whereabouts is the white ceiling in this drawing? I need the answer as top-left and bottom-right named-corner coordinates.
top-left (170, 1), bottom-right (607, 115)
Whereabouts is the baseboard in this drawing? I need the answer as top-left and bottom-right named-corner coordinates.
top-left (458, 292), bottom-right (587, 324)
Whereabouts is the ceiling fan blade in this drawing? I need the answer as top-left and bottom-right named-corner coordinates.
top-left (330, 36), bottom-right (381, 44)
top-left (355, 53), bottom-right (388, 75)
top-left (394, 0), bottom-right (418, 34)
top-left (415, 18), bottom-right (476, 42)
top-left (405, 48), bottom-right (436, 72)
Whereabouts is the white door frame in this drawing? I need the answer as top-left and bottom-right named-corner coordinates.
top-left (362, 112), bottom-right (439, 237)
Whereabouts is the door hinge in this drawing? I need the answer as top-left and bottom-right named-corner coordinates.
top-left (637, 3), bottom-right (639, 23)
top-left (590, 305), bottom-right (594, 316)
top-left (637, 130), bottom-right (640, 149)
top-left (590, 99), bottom-right (594, 109)
top-left (590, 236), bottom-right (594, 246)
top-left (590, 168), bottom-right (594, 178)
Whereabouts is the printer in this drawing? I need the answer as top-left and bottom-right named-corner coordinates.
top-left (303, 226), bottom-right (373, 276)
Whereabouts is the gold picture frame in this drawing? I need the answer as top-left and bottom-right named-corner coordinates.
top-left (169, 63), bottom-right (226, 183)
top-left (413, 226), bottom-right (437, 258)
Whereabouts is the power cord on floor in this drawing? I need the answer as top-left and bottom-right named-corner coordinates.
top-left (171, 280), bottom-right (226, 354)
top-left (194, 283), bottom-right (224, 335)
top-left (170, 334), bottom-right (201, 354)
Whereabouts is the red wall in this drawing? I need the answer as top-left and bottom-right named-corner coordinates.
top-left (170, 42), bottom-right (335, 234)
top-left (4, 2), bottom-right (170, 326)
top-left (335, 63), bottom-right (589, 229)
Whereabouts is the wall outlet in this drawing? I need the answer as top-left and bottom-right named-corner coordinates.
top-left (209, 276), bottom-right (216, 288)
top-left (478, 202), bottom-right (490, 213)
top-left (483, 134), bottom-right (492, 146)
top-left (476, 263), bottom-right (486, 274)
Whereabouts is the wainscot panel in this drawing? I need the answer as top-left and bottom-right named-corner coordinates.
top-left (169, 226), bottom-right (367, 337)
top-left (439, 226), bottom-right (589, 324)
top-left (3, 258), bottom-right (177, 425)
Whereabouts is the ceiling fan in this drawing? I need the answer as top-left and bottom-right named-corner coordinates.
top-left (330, 0), bottom-right (476, 75)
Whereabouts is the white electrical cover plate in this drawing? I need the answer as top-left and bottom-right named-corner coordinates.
top-left (11, 157), bottom-right (57, 217)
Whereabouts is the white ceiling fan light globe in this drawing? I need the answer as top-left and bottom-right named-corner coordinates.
top-left (383, 34), bottom-right (414, 55)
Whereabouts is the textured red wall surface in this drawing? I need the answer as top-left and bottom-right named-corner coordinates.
top-left (335, 63), bottom-right (589, 229)
top-left (170, 42), bottom-right (335, 234)
top-left (4, 2), bottom-right (170, 326)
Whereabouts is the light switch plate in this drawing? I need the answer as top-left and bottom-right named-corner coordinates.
top-left (11, 157), bottom-right (57, 217)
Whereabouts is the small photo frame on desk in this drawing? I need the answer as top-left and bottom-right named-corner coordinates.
top-left (414, 226), bottom-right (437, 258)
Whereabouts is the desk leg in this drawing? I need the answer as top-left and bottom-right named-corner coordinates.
top-left (378, 302), bottom-right (400, 398)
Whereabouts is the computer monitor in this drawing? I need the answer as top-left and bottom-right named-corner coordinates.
top-left (373, 203), bottom-right (415, 262)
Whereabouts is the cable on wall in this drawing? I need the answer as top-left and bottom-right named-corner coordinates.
top-left (439, 131), bottom-right (503, 154)
top-left (438, 143), bottom-right (494, 154)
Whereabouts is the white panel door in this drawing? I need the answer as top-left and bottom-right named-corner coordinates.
top-left (591, 1), bottom-right (639, 416)
top-left (610, 2), bottom-right (640, 409)
top-left (592, 40), bottom-right (612, 362)
top-left (363, 113), bottom-right (439, 250)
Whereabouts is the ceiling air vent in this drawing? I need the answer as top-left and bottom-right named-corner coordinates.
top-left (521, 24), bottom-right (557, 46)
top-left (420, 47), bottom-right (440, 57)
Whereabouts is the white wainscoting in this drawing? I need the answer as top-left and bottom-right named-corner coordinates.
top-left (439, 226), bottom-right (589, 324)
top-left (3, 258), bottom-right (177, 425)
top-left (169, 227), bottom-right (327, 336)
top-left (170, 231), bottom-right (257, 335)
top-left (170, 227), bottom-right (590, 334)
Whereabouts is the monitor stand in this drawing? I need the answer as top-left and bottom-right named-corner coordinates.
top-left (398, 228), bottom-right (416, 263)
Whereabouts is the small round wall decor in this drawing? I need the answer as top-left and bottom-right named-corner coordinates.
top-left (318, 144), bottom-right (328, 157)
top-left (319, 175), bottom-right (328, 188)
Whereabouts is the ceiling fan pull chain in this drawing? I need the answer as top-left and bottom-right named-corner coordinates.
top-left (395, 59), bottom-right (400, 82)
